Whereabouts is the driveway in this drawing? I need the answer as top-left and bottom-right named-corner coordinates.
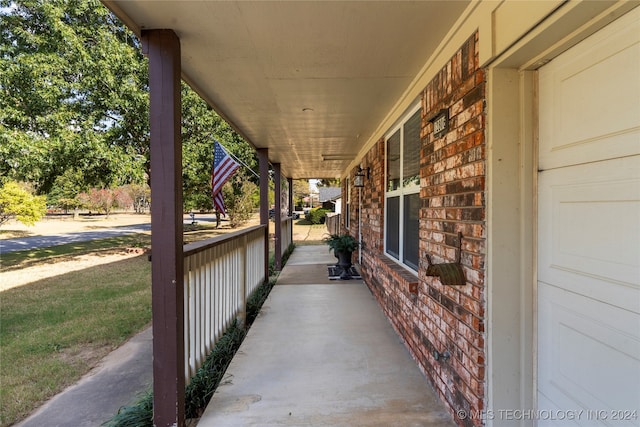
top-left (0, 223), bottom-right (151, 253)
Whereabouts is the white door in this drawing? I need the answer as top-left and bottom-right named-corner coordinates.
top-left (537, 7), bottom-right (640, 426)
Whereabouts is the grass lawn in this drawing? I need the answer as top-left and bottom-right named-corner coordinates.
top-left (0, 256), bottom-right (152, 426)
top-left (0, 221), bottom-right (267, 426)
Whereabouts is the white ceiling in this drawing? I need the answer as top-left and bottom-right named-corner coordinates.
top-left (103, 1), bottom-right (470, 179)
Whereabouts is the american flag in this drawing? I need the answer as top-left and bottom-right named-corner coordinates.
top-left (211, 140), bottom-right (240, 216)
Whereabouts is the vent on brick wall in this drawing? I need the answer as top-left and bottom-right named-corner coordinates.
top-left (426, 232), bottom-right (466, 286)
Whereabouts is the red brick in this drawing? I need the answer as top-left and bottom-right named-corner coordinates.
top-left (359, 32), bottom-right (485, 427)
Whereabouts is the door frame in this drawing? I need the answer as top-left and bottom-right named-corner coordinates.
top-left (483, 3), bottom-right (637, 426)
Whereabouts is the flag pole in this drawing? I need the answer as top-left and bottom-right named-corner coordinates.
top-left (216, 140), bottom-right (260, 179)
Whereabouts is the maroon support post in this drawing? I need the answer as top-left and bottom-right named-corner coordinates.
top-left (288, 177), bottom-right (294, 217)
top-left (288, 177), bottom-right (294, 247)
top-left (273, 163), bottom-right (282, 271)
top-left (258, 148), bottom-right (269, 280)
top-left (142, 29), bottom-right (185, 427)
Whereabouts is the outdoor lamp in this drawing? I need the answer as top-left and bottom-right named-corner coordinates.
top-left (353, 166), bottom-right (369, 188)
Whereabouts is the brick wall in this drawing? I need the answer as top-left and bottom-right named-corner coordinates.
top-left (356, 32), bottom-right (486, 427)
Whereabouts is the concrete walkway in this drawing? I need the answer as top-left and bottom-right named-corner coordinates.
top-left (15, 327), bottom-right (153, 427)
top-left (198, 245), bottom-right (455, 426)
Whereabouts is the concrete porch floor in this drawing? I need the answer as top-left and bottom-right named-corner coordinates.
top-left (198, 245), bottom-right (455, 426)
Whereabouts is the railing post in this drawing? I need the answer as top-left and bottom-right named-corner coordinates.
top-left (238, 234), bottom-right (247, 328)
top-left (143, 28), bottom-right (185, 427)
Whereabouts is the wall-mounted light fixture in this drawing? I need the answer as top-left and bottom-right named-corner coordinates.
top-left (353, 165), bottom-right (370, 188)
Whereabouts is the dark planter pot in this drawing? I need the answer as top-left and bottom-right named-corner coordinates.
top-left (336, 250), bottom-right (353, 280)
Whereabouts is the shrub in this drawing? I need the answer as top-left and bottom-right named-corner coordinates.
top-left (222, 178), bottom-right (258, 228)
top-left (0, 181), bottom-right (46, 227)
top-left (305, 207), bottom-right (329, 224)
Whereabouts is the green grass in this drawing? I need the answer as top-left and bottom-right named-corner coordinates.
top-left (0, 256), bottom-right (152, 426)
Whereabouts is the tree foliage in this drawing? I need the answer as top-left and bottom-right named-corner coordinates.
top-left (76, 186), bottom-right (134, 217)
top-left (292, 179), bottom-right (310, 208)
top-left (0, 180), bottom-right (47, 226)
top-left (1, 0), bottom-right (257, 219)
top-left (46, 168), bottom-right (85, 211)
top-left (0, 0), bottom-right (149, 193)
top-left (316, 178), bottom-right (340, 188)
top-left (181, 84), bottom-right (258, 213)
top-left (222, 172), bottom-right (259, 228)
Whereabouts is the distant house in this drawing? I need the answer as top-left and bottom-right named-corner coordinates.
top-left (318, 187), bottom-right (341, 212)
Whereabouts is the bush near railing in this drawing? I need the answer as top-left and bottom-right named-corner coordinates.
top-left (184, 320), bottom-right (246, 419)
top-left (305, 207), bottom-right (330, 224)
top-left (105, 242), bottom-right (296, 427)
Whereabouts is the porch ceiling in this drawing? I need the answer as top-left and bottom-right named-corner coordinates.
top-left (102, 1), bottom-right (470, 179)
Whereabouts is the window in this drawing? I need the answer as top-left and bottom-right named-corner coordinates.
top-left (385, 106), bottom-right (421, 271)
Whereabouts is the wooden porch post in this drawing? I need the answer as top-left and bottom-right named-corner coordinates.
top-left (288, 177), bottom-right (294, 244)
top-left (258, 148), bottom-right (269, 280)
top-left (288, 177), bottom-right (293, 217)
top-left (273, 163), bottom-right (282, 271)
top-left (142, 29), bottom-right (185, 427)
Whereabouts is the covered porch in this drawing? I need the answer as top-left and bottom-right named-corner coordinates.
top-left (198, 245), bottom-right (454, 427)
top-left (99, 1), bottom-right (640, 426)
top-left (98, 2), bottom-right (472, 425)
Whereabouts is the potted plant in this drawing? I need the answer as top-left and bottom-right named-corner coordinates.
top-left (323, 233), bottom-right (359, 279)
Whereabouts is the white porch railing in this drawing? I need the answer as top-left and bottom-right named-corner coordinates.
top-left (182, 224), bottom-right (267, 382)
top-left (280, 216), bottom-right (293, 257)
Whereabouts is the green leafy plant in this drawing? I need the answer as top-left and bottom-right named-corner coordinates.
top-left (222, 175), bottom-right (259, 228)
top-left (102, 390), bottom-right (153, 427)
top-left (323, 233), bottom-right (359, 253)
top-left (0, 181), bottom-right (46, 227)
top-left (305, 207), bottom-right (330, 224)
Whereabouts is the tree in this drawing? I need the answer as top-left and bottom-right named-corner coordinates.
top-left (181, 83), bottom-right (257, 212)
top-left (0, 0), bottom-right (149, 193)
top-left (316, 178), bottom-right (341, 188)
top-left (113, 186), bottom-right (134, 211)
top-left (1, 0), bottom-right (256, 213)
top-left (0, 181), bottom-right (47, 226)
top-left (222, 172), bottom-right (259, 228)
top-left (77, 186), bottom-right (132, 217)
top-left (292, 179), bottom-right (310, 209)
top-left (47, 169), bottom-right (86, 212)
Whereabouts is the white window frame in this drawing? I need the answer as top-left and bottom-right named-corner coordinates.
top-left (384, 103), bottom-right (421, 272)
